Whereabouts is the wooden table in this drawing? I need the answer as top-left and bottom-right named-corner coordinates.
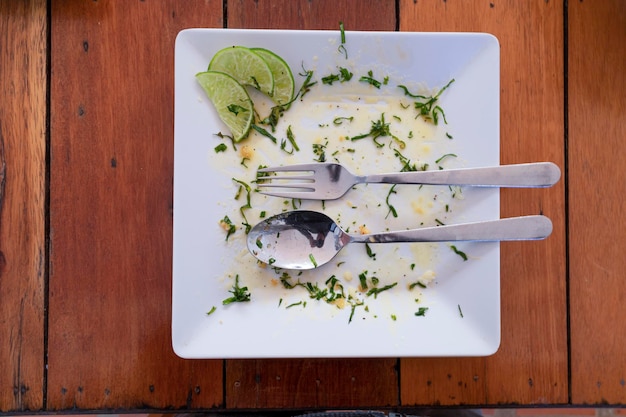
top-left (1, 0), bottom-right (625, 412)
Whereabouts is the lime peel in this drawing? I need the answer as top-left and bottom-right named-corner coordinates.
top-left (196, 70), bottom-right (254, 142)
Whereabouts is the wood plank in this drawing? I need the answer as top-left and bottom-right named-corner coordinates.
top-left (227, 0), bottom-right (396, 30)
top-left (227, 359), bottom-right (398, 409)
top-left (48, 1), bottom-right (224, 410)
top-left (225, 0), bottom-right (399, 409)
top-left (0, 0), bottom-right (46, 412)
top-left (568, 0), bottom-right (626, 405)
top-left (399, 0), bottom-right (567, 406)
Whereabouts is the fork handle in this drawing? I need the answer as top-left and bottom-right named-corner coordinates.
top-left (357, 162), bottom-right (560, 188)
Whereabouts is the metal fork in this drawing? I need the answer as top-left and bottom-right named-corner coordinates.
top-left (256, 162), bottom-right (560, 200)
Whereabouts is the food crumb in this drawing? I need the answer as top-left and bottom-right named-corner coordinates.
top-left (418, 269), bottom-right (436, 286)
top-left (239, 144), bottom-right (254, 160)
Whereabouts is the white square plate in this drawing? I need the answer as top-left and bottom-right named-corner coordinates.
top-left (173, 29), bottom-right (500, 358)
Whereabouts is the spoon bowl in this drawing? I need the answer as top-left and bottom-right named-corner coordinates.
top-left (247, 210), bottom-right (552, 270)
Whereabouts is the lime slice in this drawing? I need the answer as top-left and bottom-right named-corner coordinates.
top-left (208, 46), bottom-right (274, 97)
top-left (251, 47), bottom-right (295, 106)
top-left (196, 70), bottom-right (254, 142)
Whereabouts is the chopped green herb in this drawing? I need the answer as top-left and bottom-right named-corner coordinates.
top-left (385, 185), bottom-right (398, 219)
top-left (339, 21), bottom-right (346, 43)
top-left (227, 103), bottom-right (248, 116)
top-left (214, 143), bottom-right (228, 153)
top-left (220, 215), bottom-right (237, 241)
top-left (309, 253), bottom-right (318, 268)
top-left (222, 275), bottom-right (251, 305)
top-left (298, 65), bottom-right (317, 99)
top-left (458, 304), bottom-right (464, 318)
top-left (333, 116), bottom-right (354, 125)
top-left (365, 243), bottom-right (376, 259)
top-left (322, 67), bottom-right (353, 85)
top-left (251, 124), bottom-right (277, 143)
top-left (409, 281), bottom-right (427, 290)
top-left (215, 131), bottom-right (237, 151)
top-left (322, 73), bottom-right (340, 85)
top-left (338, 21), bottom-right (347, 58)
top-left (450, 245), bottom-right (468, 261)
top-left (358, 271), bottom-right (368, 290)
top-left (359, 70), bottom-right (382, 88)
top-left (348, 299), bottom-right (364, 323)
top-left (312, 140), bottom-right (328, 162)
top-left (366, 282), bottom-right (398, 298)
top-left (415, 307), bottom-right (429, 317)
top-left (232, 178), bottom-right (252, 233)
top-left (398, 78), bottom-right (455, 125)
top-left (435, 153), bottom-right (457, 164)
top-left (206, 306), bottom-right (217, 316)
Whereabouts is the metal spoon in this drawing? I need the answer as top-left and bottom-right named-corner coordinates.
top-left (247, 210), bottom-right (553, 270)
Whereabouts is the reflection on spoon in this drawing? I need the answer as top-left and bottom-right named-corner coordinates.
top-left (246, 210), bottom-right (553, 270)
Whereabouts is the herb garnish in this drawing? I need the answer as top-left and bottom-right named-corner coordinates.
top-left (223, 275), bottom-right (251, 305)
top-left (366, 282), bottom-right (398, 298)
top-left (398, 78), bottom-right (455, 124)
top-left (409, 281), bottom-right (427, 290)
top-left (415, 307), bottom-right (429, 317)
top-left (350, 113), bottom-right (404, 148)
top-left (359, 70), bottom-right (382, 89)
top-left (298, 65), bottom-right (317, 99)
top-left (312, 140), bottom-right (328, 162)
top-left (385, 185), bottom-right (398, 218)
top-left (280, 125), bottom-right (299, 154)
top-left (333, 116), bottom-right (354, 125)
top-left (338, 21), bottom-right (348, 58)
top-left (322, 67), bottom-right (353, 85)
top-left (214, 143), bottom-right (228, 153)
top-left (227, 103), bottom-right (249, 116)
top-left (219, 215), bottom-right (237, 241)
top-left (232, 178), bottom-right (252, 233)
top-left (358, 271), bottom-right (368, 290)
top-left (435, 153), bottom-right (457, 165)
top-left (206, 306), bottom-right (217, 316)
top-left (251, 124), bottom-right (277, 143)
top-left (450, 245), bottom-right (468, 261)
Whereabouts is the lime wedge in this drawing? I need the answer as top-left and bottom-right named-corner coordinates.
top-left (251, 47), bottom-right (295, 107)
top-left (208, 46), bottom-right (274, 97)
top-left (196, 70), bottom-right (254, 142)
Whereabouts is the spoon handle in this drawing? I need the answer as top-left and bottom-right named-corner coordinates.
top-left (354, 215), bottom-right (553, 243)
top-left (358, 162), bottom-right (561, 187)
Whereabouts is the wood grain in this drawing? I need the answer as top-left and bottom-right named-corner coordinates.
top-left (227, 359), bottom-right (398, 408)
top-left (0, 0), bottom-right (46, 412)
top-left (48, 1), bottom-right (224, 410)
top-left (568, 0), bottom-right (626, 405)
top-left (224, 0), bottom-right (399, 409)
top-left (399, 0), bottom-right (567, 406)
top-left (227, 0), bottom-right (396, 30)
